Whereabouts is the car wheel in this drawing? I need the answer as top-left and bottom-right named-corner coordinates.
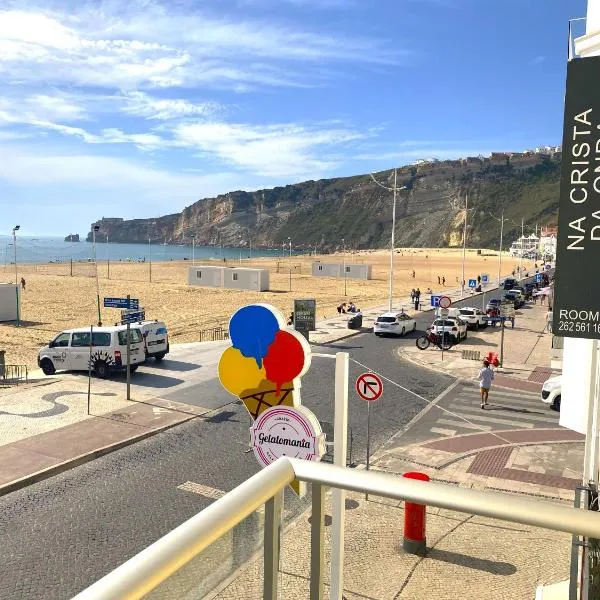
top-left (94, 360), bottom-right (109, 379)
top-left (40, 359), bottom-right (56, 376)
top-left (413, 322), bottom-right (417, 331)
top-left (375, 333), bottom-right (382, 337)
top-left (130, 365), bottom-right (138, 372)
top-left (475, 321), bottom-right (480, 330)
top-left (552, 395), bottom-right (561, 412)
top-left (452, 335), bottom-right (459, 344)
top-left (154, 353), bottom-right (165, 361)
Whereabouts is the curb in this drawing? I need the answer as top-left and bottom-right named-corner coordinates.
top-left (0, 416), bottom-right (192, 498)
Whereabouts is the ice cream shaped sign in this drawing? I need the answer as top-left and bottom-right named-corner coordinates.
top-left (219, 304), bottom-right (324, 493)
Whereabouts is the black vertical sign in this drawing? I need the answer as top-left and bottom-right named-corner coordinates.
top-left (553, 56), bottom-right (600, 339)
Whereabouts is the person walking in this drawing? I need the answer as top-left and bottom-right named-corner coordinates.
top-left (442, 276), bottom-right (445, 286)
top-left (545, 308), bottom-right (553, 333)
top-left (20, 277), bottom-right (26, 291)
top-left (478, 359), bottom-right (495, 409)
top-left (437, 275), bottom-right (441, 285)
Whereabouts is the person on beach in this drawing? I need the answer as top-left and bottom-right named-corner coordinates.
top-left (20, 277), bottom-right (26, 290)
top-left (478, 359), bottom-right (494, 409)
top-left (545, 308), bottom-right (553, 333)
top-left (437, 275), bottom-right (441, 285)
top-left (337, 303), bottom-right (347, 314)
top-left (442, 276), bottom-right (445, 286)
top-left (347, 302), bottom-right (357, 313)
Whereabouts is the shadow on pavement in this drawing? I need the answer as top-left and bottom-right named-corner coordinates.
top-left (424, 548), bottom-right (517, 575)
top-left (142, 359), bottom-right (201, 372)
top-left (118, 372), bottom-right (185, 389)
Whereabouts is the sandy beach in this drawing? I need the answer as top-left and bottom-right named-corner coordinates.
top-left (1, 248), bottom-right (536, 368)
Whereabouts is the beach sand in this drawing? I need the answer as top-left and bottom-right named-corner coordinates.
top-left (1, 248), bottom-right (536, 368)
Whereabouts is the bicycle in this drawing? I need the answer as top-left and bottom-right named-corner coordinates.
top-left (416, 328), bottom-right (453, 351)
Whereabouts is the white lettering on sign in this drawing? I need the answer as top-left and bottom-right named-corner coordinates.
top-left (566, 108), bottom-right (600, 252)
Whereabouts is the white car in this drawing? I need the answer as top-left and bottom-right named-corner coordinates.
top-left (38, 325), bottom-right (146, 378)
top-left (458, 307), bottom-right (488, 330)
top-left (374, 312), bottom-right (416, 337)
top-left (139, 320), bottom-right (170, 361)
top-left (431, 317), bottom-right (467, 344)
top-left (541, 375), bottom-right (562, 411)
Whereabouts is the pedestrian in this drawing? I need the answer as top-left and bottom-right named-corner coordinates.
top-left (545, 308), bottom-right (553, 333)
top-left (410, 288), bottom-right (415, 303)
top-left (442, 276), bottom-right (445, 286)
top-left (412, 270), bottom-right (416, 278)
top-left (337, 303), bottom-right (347, 314)
top-left (437, 275), bottom-right (441, 285)
top-left (287, 312), bottom-right (294, 326)
top-left (20, 277), bottom-right (25, 290)
top-left (348, 301), bottom-right (357, 313)
top-left (478, 359), bottom-right (495, 409)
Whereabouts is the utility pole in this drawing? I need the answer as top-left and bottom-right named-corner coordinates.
top-left (12, 225), bottom-right (20, 327)
top-left (342, 238), bottom-right (347, 296)
top-left (461, 195), bottom-right (468, 298)
top-left (148, 237), bottom-right (152, 283)
top-left (498, 211), bottom-right (504, 286)
top-left (191, 234), bottom-right (195, 266)
top-left (92, 225), bottom-right (102, 325)
top-left (369, 169), bottom-right (407, 311)
top-left (519, 217), bottom-right (524, 279)
top-left (106, 234), bottom-right (110, 280)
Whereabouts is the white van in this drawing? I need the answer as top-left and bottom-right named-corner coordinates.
top-left (138, 320), bottom-right (169, 361)
top-left (38, 326), bottom-right (146, 378)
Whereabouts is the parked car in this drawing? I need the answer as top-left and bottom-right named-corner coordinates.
top-left (38, 325), bottom-right (146, 377)
top-left (502, 277), bottom-right (518, 290)
top-left (504, 290), bottom-right (524, 309)
top-left (514, 286), bottom-right (530, 300)
top-left (486, 298), bottom-right (501, 313)
top-left (541, 375), bottom-right (562, 411)
top-left (374, 312), bottom-right (416, 337)
top-left (431, 317), bottom-right (468, 344)
top-left (458, 307), bottom-right (488, 330)
top-left (139, 320), bottom-right (169, 361)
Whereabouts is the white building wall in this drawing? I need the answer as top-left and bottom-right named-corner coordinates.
top-left (0, 284), bottom-right (20, 322)
top-left (188, 266), bottom-right (223, 288)
top-left (223, 268), bottom-right (270, 291)
top-left (312, 262), bottom-right (372, 280)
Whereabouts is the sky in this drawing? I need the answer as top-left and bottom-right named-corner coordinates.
top-left (0, 0), bottom-right (588, 236)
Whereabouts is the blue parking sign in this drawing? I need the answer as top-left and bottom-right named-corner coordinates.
top-left (535, 273), bottom-right (543, 283)
top-left (481, 274), bottom-right (489, 285)
top-left (468, 279), bottom-right (477, 288)
top-left (430, 295), bottom-right (441, 307)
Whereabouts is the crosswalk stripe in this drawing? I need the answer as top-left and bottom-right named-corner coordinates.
top-left (437, 417), bottom-right (492, 432)
top-left (444, 409), bottom-right (535, 428)
top-left (458, 388), bottom-right (540, 400)
top-left (448, 403), bottom-right (558, 424)
top-left (178, 481), bottom-right (226, 500)
top-left (455, 392), bottom-right (542, 408)
top-left (430, 426), bottom-right (456, 436)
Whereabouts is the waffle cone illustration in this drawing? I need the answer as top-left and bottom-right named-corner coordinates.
top-left (219, 304), bottom-right (314, 496)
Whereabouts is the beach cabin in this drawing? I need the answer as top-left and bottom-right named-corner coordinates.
top-left (0, 283), bottom-right (20, 322)
top-left (311, 262), bottom-right (372, 280)
top-left (188, 266), bottom-right (223, 288)
top-left (222, 268), bottom-right (270, 292)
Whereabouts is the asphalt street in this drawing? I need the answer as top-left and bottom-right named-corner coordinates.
top-left (0, 281), bottom-right (541, 598)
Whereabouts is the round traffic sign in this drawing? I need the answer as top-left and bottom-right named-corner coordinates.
top-left (355, 372), bottom-right (383, 402)
top-left (439, 308), bottom-right (449, 318)
top-left (438, 295), bottom-right (452, 309)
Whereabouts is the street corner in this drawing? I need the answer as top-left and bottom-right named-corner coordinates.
top-left (396, 342), bottom-right (479, 381)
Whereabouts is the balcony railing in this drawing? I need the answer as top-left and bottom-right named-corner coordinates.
top-left (72, 457), bottom-right (600, 600)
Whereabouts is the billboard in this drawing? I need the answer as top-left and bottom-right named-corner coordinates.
top-left (294, 299), bottom-right (316, 331)
top-left (553, 56), bottom-right (600, 339)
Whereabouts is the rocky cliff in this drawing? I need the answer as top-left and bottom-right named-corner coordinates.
top-left (64, 233), bottom-right (80, 242)
top-left (87, 151), bottom-right (560, 251)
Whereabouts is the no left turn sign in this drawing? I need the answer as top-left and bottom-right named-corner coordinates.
top-left (356, 372), bottom-right (383, 402)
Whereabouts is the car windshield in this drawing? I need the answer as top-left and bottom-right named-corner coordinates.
top-left (377, 316), bottom-right (397, 323)
top-left (459, 310), bottom-right (474, 315)
top-left (117, 329), bottom-right (143, 345)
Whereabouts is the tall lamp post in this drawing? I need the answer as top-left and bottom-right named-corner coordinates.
top-left (342, 238), bottom-right (347, 296)
top-left (369, 169), bottom-right (408, 311)
top-left (148, 237), bottom-right (152, 283)
top-left (460, 195), bottom-right (468, 299)
top-left (106, 234), bottom-right (110, 280)
top-left (12, 225), bottom-right (20, 327)
top-left (92, 225), bottom-right (102, 325)
top-left (191, 234), bottom-right (195, 266)
top-left (488, 210), bottom-right (506, 286)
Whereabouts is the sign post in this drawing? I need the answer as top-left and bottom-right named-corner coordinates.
top-left (294, 299), bottom-right (316, 342)
top-left (481, 274), bottom-right (489, 310)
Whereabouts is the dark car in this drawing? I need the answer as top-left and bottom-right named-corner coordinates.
top-left (502, 277), bottom-right (518, 290)
top-left (504, 291), bottom-right (524, 308)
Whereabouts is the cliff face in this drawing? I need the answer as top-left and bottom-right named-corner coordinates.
top-left (64, 234), bottom-right (80, 242)
top-left (87, 152), bottom-right (561, 251)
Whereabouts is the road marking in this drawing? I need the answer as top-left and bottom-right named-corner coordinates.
top-left (177, 481), bottom-right (226, 500)
top-left (455, 393), bottom-right (543, 409)
top-left (430, 427), bottom-right (456, 437)
top-left (458, 389), bottom-right (541, 402)
top-left (444, 409), bottom-right (535, 428)
top-left (448, 403), bottom-right (558, 424)
top-left (152, 407), bottom-right (172, 416)
top-left (437, 418), bottom-right (492, 432)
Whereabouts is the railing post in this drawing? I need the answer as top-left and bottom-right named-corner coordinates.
top-left (264, 490), bottom-right (283, 600)
top-left (310, 483), bottom-right (325, 600)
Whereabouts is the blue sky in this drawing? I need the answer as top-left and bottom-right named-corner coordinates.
top-left (0, 0), bottom-right (587, 236)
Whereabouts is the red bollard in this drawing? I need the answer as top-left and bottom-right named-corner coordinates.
top-left (403, 472), bottom-right (429, 555)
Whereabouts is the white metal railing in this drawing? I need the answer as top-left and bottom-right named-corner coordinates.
top-left (73, 457), bottom-right (600, 600)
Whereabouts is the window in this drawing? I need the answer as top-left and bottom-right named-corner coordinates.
top-left (377, 316), bottom-right (397, 323)
top-left (118, 329), bottom-right (143, 345)
top-left (318, 265), bottom-right (323, 271)
top-left (53, 333), bottom-right (71, 347)
top-left (196, 271), bottom-right (202, 279)
top-left (345, 266), bottom-right (350, 272)
top-left (92, 332), bottom-right (111, 347)
top-left (233, 273), bottom-right (238, 281)
top-left (71, 332), bottom-right (90, 347)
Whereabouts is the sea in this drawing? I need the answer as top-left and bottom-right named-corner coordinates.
top-left (0, 236), bottom-right (285, 265)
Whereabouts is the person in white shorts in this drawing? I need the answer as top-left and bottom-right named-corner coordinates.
top-left (478, 359), bottom-right (494, 409)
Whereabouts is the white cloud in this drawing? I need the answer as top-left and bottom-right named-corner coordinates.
top-left (119, 91), bottom-right (221, 121)
top-left (173, 121), bottom-right (366, 177)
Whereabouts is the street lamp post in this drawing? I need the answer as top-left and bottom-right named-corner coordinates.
top-left (106, 234), bottom-right (110, 280)
top-left (461, 195), bottom-right (468, 299)
top-left (92, 225), bottom-right (102, 325)
top-left (342, 238), bottom-right (347, 296)
top-left (12, 225), bottom-right (20, 327)
top-left (488, 210), bottom-right (506, 286)
top-left (191, 234), bottom-right (195, 266)
top-left (369, 169), bottom-right (408, 311)
top-left (148, 237), bottom-right (152, 283)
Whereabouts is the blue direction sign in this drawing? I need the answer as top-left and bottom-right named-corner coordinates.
top-left (104, 297), bottom-right (139, 309)
top-left (468, 279), bottom-right (477, 288)
top-left (121, 310), bottom-right (145, 324)
top-left (481, 274), bottom-right (489, 285)
top-left (535, 273), bottom-right (544, 283)
top-left (430, 295), bottom-right (441, 307)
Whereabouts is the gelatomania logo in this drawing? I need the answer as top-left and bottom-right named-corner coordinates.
top-left (257, 432), bottom-right (310, 448)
